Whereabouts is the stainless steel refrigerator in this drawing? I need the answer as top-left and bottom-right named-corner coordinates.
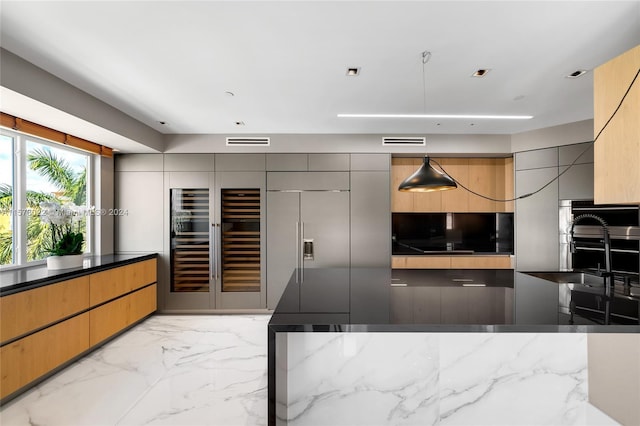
top-left (266, 172), bottom-right (350, 309)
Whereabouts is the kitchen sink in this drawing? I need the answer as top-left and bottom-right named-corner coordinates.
top-left (525, 271), bottom-right (606, 287)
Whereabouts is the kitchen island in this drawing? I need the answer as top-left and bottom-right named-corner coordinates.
top-left (268, 268), bottom-right (640, 426)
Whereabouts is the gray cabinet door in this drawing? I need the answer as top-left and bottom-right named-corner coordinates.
top-left (515, 147), bottom-right (558, 170)
top-left (308, 154), bottom-right (350, 171)
top-left (115, 171), bottom-right (164, 253)
top-left (300, 191), bottom-right (350, 269)
top-left (214, 171), bottom-right (267, 309)
top-left (266, 154), bottom-right (308, 171)
top-left (266, 190), bottom-right (350, 310)
top-left (266, 192), bottom-right (300, 309)
top-left (350, 171), bottom-right (391, 267)
top-left (515, 166), bottom-right (559, 270)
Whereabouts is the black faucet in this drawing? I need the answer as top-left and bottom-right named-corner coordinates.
top-left (570, 213), bottom-right (613, 277)
top-left (570, 214), bottom-right (615, 324)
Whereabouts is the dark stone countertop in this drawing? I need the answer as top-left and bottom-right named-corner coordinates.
top-left (269, 268), bottom-right (640, 333)
top-left (0, 253), bottom-right (158, 296)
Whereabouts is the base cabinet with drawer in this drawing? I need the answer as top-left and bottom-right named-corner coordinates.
top-left (0, 256), bottom-right (157, 402)
top-left (392, 255), bottom-right (512, 269)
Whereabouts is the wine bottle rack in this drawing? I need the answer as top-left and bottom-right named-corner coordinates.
top-left (170, 188), bottom-right (210, 292)
top-left (221, 189), bottom-right (261, 292)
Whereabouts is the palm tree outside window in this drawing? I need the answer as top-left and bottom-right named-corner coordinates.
top-left (0, 131), bottom-right (90, 266)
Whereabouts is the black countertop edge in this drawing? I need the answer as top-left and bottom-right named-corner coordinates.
top-left (0, 253), bottom-right (158, 296)
top-left (268, 322), bottom-right (640, 333)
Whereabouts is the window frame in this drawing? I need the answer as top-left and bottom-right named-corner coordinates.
top-left (0, 128), bottom-right (94, 270)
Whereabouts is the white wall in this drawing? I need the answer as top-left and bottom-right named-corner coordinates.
top-left (511, 119), bottom-right (594, 152)
top-left (164, 133), bottom-right (513, 155)
top-left (0, 48), bottom-right (164, 153)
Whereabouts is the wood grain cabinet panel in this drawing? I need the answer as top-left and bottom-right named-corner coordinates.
top-left (0, 277), bottom-right (89, 344)
top-left (393, 255), bottom-right (511, 269)
top-left (467, 159), bottom-right (497, 212)
top-left (89, 284), bottom-right (157, 346)
top-left (0, 313), bottom-right (89, 399)
top-left (391, 158), bottom-right (418, 212)
top-left (392, 256), bottom-right (452, 269)
top-left (498, 157), bottom-right (514, 212)
top-left (440, 158), bottom-right (470, 212)
top-left (89, 259), bottom-right (157, 307)
top-left (391, 157), bottom-right (513, 213)
top-left (450, 256), bottom-right (512, 269)
top-left (594, 44), bottom-right (640, 204)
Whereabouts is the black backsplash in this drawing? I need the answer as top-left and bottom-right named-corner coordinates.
top-left (392, 213), bottom-right (514, 254)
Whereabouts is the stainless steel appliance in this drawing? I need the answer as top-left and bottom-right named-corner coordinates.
top-left (559, 200), bottom-right (640, 275)
top-left (266, 190), bottom-right (350, 309)
top-left (557, 200), bottom-right (639, 324)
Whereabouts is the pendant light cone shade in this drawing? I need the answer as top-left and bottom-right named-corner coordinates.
top-left (398, 157), bottom-right (457, 192)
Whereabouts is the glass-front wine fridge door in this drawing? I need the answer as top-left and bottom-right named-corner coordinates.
top-left (170, 188), bottom-right (210, 292)
top-left (220, 188), bottom-right (261, 292)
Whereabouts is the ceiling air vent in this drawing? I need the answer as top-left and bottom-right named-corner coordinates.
top-left (382, 137), bottom-right (426, 146)
top-left (225, 137), bottom-right (271, 146)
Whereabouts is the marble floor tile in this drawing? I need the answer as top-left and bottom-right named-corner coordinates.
top-left (0, 315), bottom-right (270, 426)
top-left (0, 315), bottom-right (620, 426)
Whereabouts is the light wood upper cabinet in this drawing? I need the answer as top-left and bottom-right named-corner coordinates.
top-left (441, 158), bottom-right (469, 212)
top-left (594, 44), bottom-right (640, 204)
top-left (391, 157), bottom-right (514, 212)
top-left (392, 158), bottom-right (420, 212)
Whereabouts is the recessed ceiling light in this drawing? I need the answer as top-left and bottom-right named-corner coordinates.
top-left (471, 69), bottom-right (491, 77)
top-left (225, 91), bottom-right (235, 96)
top-left (337, 113), bottom-right (533, 120)
top-left (158, 121), bottom-right (168, 125)
top-left (346, 67), bottom-right (360, 76)
top-left (566, 70), bottom-right (588, 78)
top-left (235, 121), bottom-right (245, 126)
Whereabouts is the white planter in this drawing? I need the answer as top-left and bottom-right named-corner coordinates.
top-left (46, 254), bottom-right (84, 270)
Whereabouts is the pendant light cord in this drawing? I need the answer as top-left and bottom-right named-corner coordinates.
top-left (432, 66), bottom-right (640, 202)
top-left (422, 51), bottom-right (431, 114)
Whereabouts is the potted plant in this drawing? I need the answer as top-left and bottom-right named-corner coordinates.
top-left (40, 201), bottom-right (85, 269)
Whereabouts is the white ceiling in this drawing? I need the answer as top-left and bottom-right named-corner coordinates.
top-left (1, 1), bottom-right (640, 140)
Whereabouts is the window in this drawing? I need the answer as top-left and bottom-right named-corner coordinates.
top-left (0, 130), bottom-right (92, 267)
top-left (0, 134), bottom-right (14, 264)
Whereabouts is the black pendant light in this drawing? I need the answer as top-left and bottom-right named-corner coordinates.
top-left (397, 51), bottom-right (458, 193)
top-left (398, 156), bottom-right (457, 192)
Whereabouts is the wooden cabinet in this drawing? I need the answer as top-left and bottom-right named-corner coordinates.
top-left (90, 284), bottom-right (157, 346)
top-left (391, 157), bottom-right (513, 213)
top-left (1, 313), bottom-right (90, 399)
top-left (0, 257), bottom-right (157, 401)
top-left (392, 255), bottom-right (512, 269)
top-left (90, 259), bottom-right (156, 306)
top-left (1, 276), bottom-right (89, 343)
top-left (594, 44), bottom-right (640, 204)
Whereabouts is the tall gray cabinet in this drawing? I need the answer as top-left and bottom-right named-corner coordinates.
top-left (266, 154), bottom-right (352, 309)
top-left (513, 142), bottom-right (594, 324)
top-left (115, 152), bottom-right (391, 313)
top-left (350, 154), bottom-right (391, 268)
